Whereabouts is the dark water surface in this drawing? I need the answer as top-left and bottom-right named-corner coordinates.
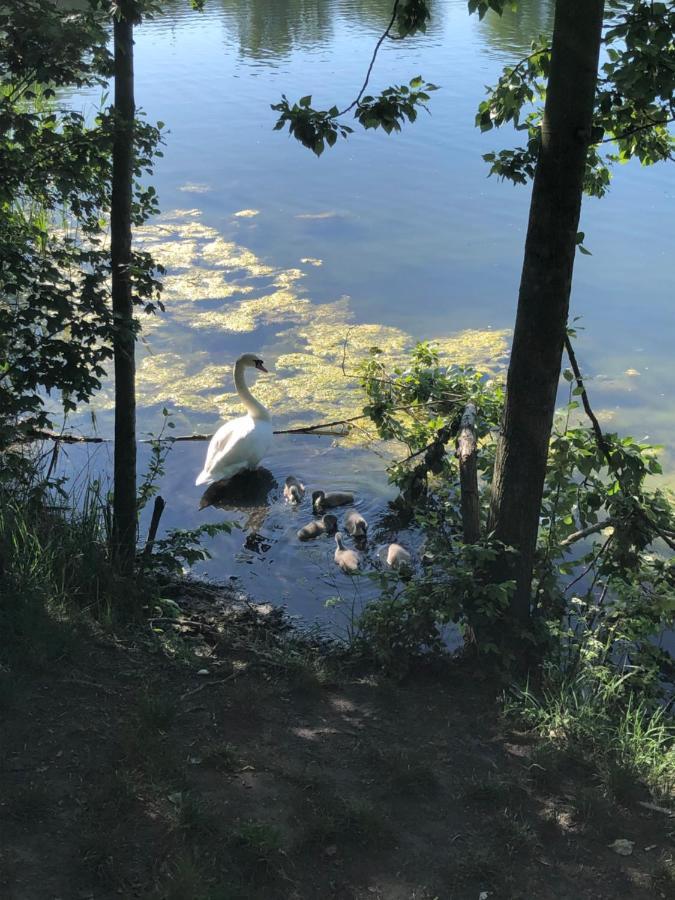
top-left (63, 1), bottom-right (673, 627)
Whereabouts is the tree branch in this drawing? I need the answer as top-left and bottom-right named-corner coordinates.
top-left (565, 336), bottom-right (675, 554)
top-left (506, 45), bottom-right (551, 79)
top-left (273, 400), bottom-right (451, 435)
top-left (560, 518), bottom-right (618, 547)
top-left (337, 1), bottom-right (400, 116)
top-left (564, 535), bottom-right (614, 594)
top-left (564, 335), bottom-right (612, 464)
top-left (597, 115), bottom-right (675, 144)
top-left (27, 428), bottom-right (107, 444)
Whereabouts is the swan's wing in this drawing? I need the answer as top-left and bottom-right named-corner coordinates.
top-left (199, 416), bottom-right (256, 479)
top-left (196, 416), bottom-right (254, 484)
top-left (197, 416), bottom-right (273, 485)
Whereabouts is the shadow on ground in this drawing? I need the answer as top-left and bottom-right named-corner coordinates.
top-left (1, 597), bottom-right (673, 900)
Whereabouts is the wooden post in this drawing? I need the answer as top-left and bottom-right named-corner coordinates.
top-left (142, 495), bottom-right (165, 560)
top-left (456, 403), bottom-right (480, 544)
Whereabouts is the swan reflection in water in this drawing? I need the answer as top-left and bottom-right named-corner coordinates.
top-left (199, 467), bottom-right (277, 551)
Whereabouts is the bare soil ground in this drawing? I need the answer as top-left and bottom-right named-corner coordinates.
top-left (1, 594), bottom-right (674, 900)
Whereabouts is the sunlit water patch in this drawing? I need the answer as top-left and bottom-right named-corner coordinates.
top-left (89, 208), bottom-right (510, 435)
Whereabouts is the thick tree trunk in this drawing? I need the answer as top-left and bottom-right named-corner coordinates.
top-left (111, 8), bottom-right (137, 576)
top-left (487, 0), bottom-right (605, 623)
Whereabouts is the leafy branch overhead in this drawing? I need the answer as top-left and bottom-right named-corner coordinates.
top-left (271, 1), bottom-right (437, 155)
top-left (274, 0), bottom-right (674, 181)
top-left (475, 0), bottom-right (675, 196)
top-left (271, 78), bottom-right (438, 156)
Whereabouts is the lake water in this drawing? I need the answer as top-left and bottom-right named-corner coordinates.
top-left (62, 0), bottom-right (674, 630)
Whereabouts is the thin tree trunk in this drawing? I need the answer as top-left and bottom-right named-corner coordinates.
top-left (111, 5), bottom-right (137, 576)
top-left (456, 403), bottom-right (480, 544)
top-left (487, 0), bottom-right (605, 624)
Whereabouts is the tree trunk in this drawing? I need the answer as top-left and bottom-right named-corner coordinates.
top-left (111, 6), bottom-right (137, 576)
top-left (456, 403), bottom-right (480, 544)
top-left (487, 0), bottom-right (605, 624)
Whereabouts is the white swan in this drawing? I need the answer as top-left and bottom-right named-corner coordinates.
top-left (195, 353), bottom-right (273, 486)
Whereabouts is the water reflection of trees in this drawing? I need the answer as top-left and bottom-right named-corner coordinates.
top-left (64, 0), bottom-right (546, 60)
top-left (479, 0), bottom-right (554, 55)
top-left (156, 0), bottom-right (440, 60)
top-left (220, 0), bottom-right (334, 59)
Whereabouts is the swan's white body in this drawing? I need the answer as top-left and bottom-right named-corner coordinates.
top-left (195, 353), bottom-right (272, 487)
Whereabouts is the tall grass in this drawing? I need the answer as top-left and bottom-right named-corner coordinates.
top-left (0, 480), bottom-right (121, 666)
top-left (506, 668), bottom-right (675, 802)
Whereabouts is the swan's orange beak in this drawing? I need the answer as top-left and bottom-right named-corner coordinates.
top-left (255, 360), bottom-right (268, 373)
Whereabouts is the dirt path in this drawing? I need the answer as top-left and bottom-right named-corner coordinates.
top-left (1, 606), bottom-right (673, 899)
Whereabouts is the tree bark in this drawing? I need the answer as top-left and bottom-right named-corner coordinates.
top-left (456, 403), bottom-right (480, 544)
top-left (111, 5), bottom-right (137, 576)
top-left (487, 0), bottom-right (605, 624)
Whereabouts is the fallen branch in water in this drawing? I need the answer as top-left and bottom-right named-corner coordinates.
top-left (28, 428), bottom-right (107, 444)
top-left (273, 400), bottom-right (453, 436)
top-left (162, 433), bottom-right (213, 442)
top-left (26, 429), bottom-right (216, 444)
top-left (27, 401), bottom-right (457, 444)
top-left (273, 414), bottom-right (367, 435)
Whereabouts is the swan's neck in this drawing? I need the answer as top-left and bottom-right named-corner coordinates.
top-left (234, 360), bottom-right (270, 420)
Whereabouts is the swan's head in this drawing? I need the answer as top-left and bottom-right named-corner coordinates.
top-left (238, 352), bottom-right (268, 373)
